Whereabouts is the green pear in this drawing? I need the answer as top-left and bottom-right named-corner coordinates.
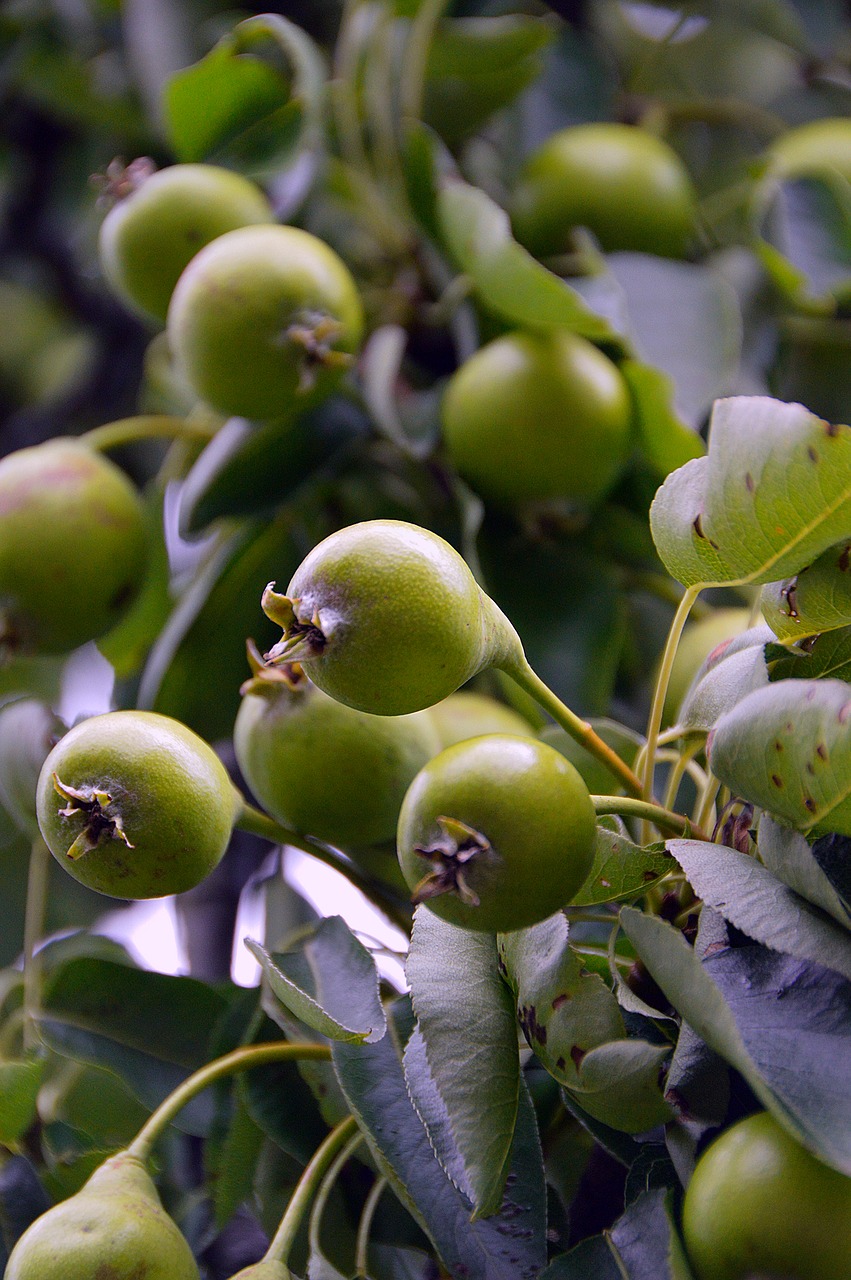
top-left (5, 1151), bottom-right (199, 1279)
top-left (228, 1263), bottom-right (292, 1279)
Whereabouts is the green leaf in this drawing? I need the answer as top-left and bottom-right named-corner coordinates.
top-left (436, 179), bottom-right (617, 342)
top-left (709, 677), bottom-right (851, 837)
top-left (38, 958), bottom-right (230, 1134)
top-left (405, 909), bottom-right (519, 1218)
top-left (650, 396), bottom-right (851, 590)
top-left (620, 359), bottom-right (706, 477)
top-left (568, 1039), bottom-right (673, 1134)
top-left (758, 815), bottom-right (851, 927)
top-left (810, 832), bottom-right (851, 914)
top-left (0, 1059), bottom-right (44, 1145)
top-left (678, 625), bottom-right (771, 734)
top-left (669, 840), bottom-right (851, 981)
top-left (573, 826), bottom-right (673, 907)
top-left (498, 915), bottom-right (624, 1091)
top-left (756, 175), bottom-right (851, 310)
top-left (769, 624), bottom-right (851, 683)
top-left (206, 1088), bottom-right (265, 1229)
top-left (164, 13), bottom-right (325, 178)
top-left (607, 254), bottom-right (742, 432)
top-left (620, 907), bottom-right (851, 1173)
top-left (761, 538), bottom-right (851, 641)
top-left (247, 916), bottom-right (386, 1044)
top-left (542, 1188), bottom-right (694, 1279)
top-left (332, 1027), bottom-right (547, 1280)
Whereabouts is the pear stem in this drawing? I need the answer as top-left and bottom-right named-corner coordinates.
top-left (265, 1114), bottom-right (360, 1265)
top-left (235, 801), bottom-right (411, 932)
top-left (592, 795), bottom-right (708, 842)
top-left (355, 1175), bottom-right (388, 1276)
top-left (80, 414), bottom-right (217, 454)
top-left (22, 836), bottom-right (51, 1053)
top-left (127, 1042), bottom-right (331, 1163)
top-left (307, 1129), bottom-right (365, 1263)
top-left (504, 657), bottom-right (644, 798)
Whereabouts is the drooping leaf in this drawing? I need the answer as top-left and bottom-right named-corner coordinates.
top-left (0, 1059), bottom-right (45, 1145)
top-left (38, 957), bottom-right (230, 1134)
top-left (758, 815), bottom-right (851, 927)
top-left (332, 1024), bottom-right (547, 1280)
top-left (756, 175), bottom-right (851, 310)
top-left (542, 1188), bottom-right (694, 1279)
top-left (678, 623), bottom-right (772, 734)
top-left (405, 909), bottom-right (519, 1218)
top-left (568, 1038), bottom-right (673, 1134)
top-left (709, 677), bottom-right (851, 837)
top-left (164, 13), bottom-right (325, 179)
top-left (572, 826), bottom-right (673, 907)
top-left (247, 916), bottom-right (386, 1045)
top-left (498, 914), bottom-right (625, 1092)
top-left (761, 538), bottom-right (851, 641)
top-left (669, 839), bottom-right (851, 980)
top-left (437, 178), bottom-right (618, 342)
top-left (607, 254), bottom-right (742, 432)
top-left (621, 906), bottom-right (851, 1173)
top-left (650, 396), bottom-right (851, 590)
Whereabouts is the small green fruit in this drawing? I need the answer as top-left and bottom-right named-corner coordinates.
top-left (5, 1150), bottom-right (200, 1279)
top-left (765, 117), bottom-right (851, 183)
top-left (36, 710), bottom-right (240, 899)
top-left (397, 734), bottom-right (596, 932)
top-left (234, 650), bottom-right (440, 847)
top-left (98, 161), bottom-right (274, 324)
top-left (261, 520), bottom-right (523, 716)
top-left (682, 1111), bottom-right (851, 1280)
top-left (0, 439), bottom-right (149, 656)
top-left (167, 224), bottom-right (364, 419)
top-left (427, 691), bottom-right (534, 749)
top-left (511, 122), bottom-right (697, 258)
top-left (442, 329), bottom-right (633, 509)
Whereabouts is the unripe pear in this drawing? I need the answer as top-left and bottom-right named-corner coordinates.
top-left (228, 1263), bottom-right (292, 1279)
top-left (261, 520), bottom-right (525, 716)
top-left (5, 1150), bottom-right (199, 1279)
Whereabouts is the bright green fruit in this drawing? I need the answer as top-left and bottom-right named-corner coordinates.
top-left (261, 520), bottom-right (523, 716)
top-left (5, 1151), bottom-right (200, 1279)
top-left (397, 734), bottom-right (596, 932)
top-left (167, 224), bottom-right (364, 419)
top-left (0, 699), bottom-right (64, 839)
top-left (228, 1263), bottom-right (291, 1279)
top-left (234, 651), bottom-right (440, 847)
top-left (427, 690), bottom-right (534, 749)
top-left (682, 1111), bottom-right (851, 1280)
top-left (442, 330), bottom-right (633, 509)
top-left (765, 117), bottom-right (851, 182)
top-left (36, 710), bottom-right (240, 899)
top-left (98, 162), bottom-right (273, 324)
top-left (663, 607), bottom-right (753, 725)
top-left (511, 122), bottom-right (697, 258)
top-left (0, 439), bottom-right (149, 656)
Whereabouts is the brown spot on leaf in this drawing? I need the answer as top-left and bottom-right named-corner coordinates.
top-left (839, 545), bottom-right (851, 573)
top-left (518, 1004), bottom-right (547, 1046)
top-left (817, 743), bottom-right (828, 760)
top-left (771, 774), bottom-right (784, 787)
top-left (556, 1056), bottom-right (566, 1071)
top-left (804, 796), bottom-right (817, 812)
top-left (552, 993), bottom-right (571, 1010)
top-left (744, 472), bottom-right (755, 492)
top-left (569, 1045), bottom-right (586, 1069)
top-left (692, 513), bottom-right (706, 539)
top-left (774, 740), bottom-right (783, 752)
top-left (808, 445), bottom-right (819, 462)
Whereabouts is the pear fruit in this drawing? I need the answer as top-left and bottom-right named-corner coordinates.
top-left (229, 1264), bottom-right (292, 1279)
top-left (5, 1151), bottom-right (199, 1279)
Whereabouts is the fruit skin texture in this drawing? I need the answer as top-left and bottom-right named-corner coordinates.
top-left (0, 439), bottom-right (149, 655)
top-left (5, 1150), bottom-right (200, 1279)
top-left (426, 691), bottom-right (534, 749)
top-left (228, 1263), bottom-right (292, 1279)
top-left (766, 117), bottom-right (851, 182)
top-left (98, 163), bottom-right (273, 324)
top-left (36, 710), bottom-right (240, 899)
top-left (681, 1111), bottom-right (851, 1280)
top-left (510, 122), bottom-right (697, 259)
top-left (234, 668), bottom-right (441, 847)
top-left (264, 520), bottom-right (523, 716)
top-left (167, 224), bottom-right (364, 419)
top-left (397, 734), bottom-right (596, 932)
top-left (441, 330), bottom-right (633, 508)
